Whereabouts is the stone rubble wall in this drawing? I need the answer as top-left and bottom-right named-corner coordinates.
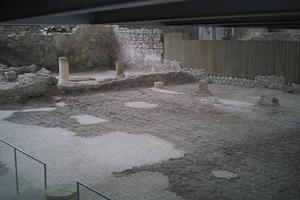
top-left (183, 67), bottom-right (294, 91)
top-left (113, 26), bottom-right (163, 70)
top-left (0, 73), bottom-right (57, 104)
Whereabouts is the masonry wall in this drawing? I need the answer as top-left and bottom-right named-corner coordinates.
top-left (113, 26), bottom-right (163, 69)
top-left (0, 25), bottom-right (119, 72)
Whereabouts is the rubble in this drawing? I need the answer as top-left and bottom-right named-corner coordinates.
top-left (0, 73), bottom-right (57, 104)
top-left (37, 67), bottom-right (51, 74)
top-left (257, 95), bottom-right (279, 106)
top-left (197, 79), bottom-right (213, 96)
top-left (0, 64), bottom-right (41, 75)
top-left (0, 63), bottom-right (8, 69)
top-left (254, 75), bottom-right (285, 89)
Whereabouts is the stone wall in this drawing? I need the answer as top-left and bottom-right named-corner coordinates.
top-left (113, 26), bottom-right (163, 70)
top-left (0, 25), bottom-right (119, 72)
top-left (184, 67), bottom-right (294, 92)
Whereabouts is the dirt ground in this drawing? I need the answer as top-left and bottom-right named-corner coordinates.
top-left (2, 83), bottom-right (300, 200)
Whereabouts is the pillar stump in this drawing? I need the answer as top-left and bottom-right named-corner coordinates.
top-left (116, 60), bottom-right (125, 78)
top-left (59, 57), bottom-right (70, 84)
top-left (45, 184), bottom-right (76, 200)
top-left (154, 82), bottom-right (164, 89)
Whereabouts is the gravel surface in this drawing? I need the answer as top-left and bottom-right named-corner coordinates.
top-left (2, 83), bottom-right (300, 200)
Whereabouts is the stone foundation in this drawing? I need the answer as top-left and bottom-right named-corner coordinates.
top-left (183, 67), bottom-right (294, 91)
top-left (58, 71), bottom-right (196, 93)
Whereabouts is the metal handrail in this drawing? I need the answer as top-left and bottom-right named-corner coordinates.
top-left (0, 138), bottom-right (47, 194)
top-left (76, 181), bottom-right (111, 200)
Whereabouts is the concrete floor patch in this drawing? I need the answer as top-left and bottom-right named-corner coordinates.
top-left (150, 88), bottom-right (184, 95)
top-left (55, 102), bottom-right (67, 107)
top-left (125, 101), bottom-right (158, 108)
top-left (219, 99), bottom-right (254, 107)
top-left (21, 107), bottom-right (57, 112)
top-left (70, 114), bottom-right (108, 125)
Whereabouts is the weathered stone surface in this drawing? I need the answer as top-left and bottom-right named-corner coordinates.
top-left (0, 73), bottom-right (57, 104)
top-left (212, 170), bottom-right (238, 179)
top-left (45, 184), bottom-right (76, 200)
top-left (257, 95), bottom-right (279, 106)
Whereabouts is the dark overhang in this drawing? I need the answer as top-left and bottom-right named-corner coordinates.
top-left (1, 0), bottom-right (300, 27)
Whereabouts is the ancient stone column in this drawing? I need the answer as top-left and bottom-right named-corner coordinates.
top-left (58, 57), bottom-right (69, 84)
top-left (116, 60), bottom-right (125, 78)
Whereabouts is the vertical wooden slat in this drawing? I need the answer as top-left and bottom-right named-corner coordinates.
top-left (163, 34), bottom-right (300, 83)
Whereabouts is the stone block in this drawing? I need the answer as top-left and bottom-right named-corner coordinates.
top-left (154, 81), bottom-right (164, 88)
top-left (116, 60), bottom-right (125, 78)
top-left (4, 71), bottom-right (17, 82)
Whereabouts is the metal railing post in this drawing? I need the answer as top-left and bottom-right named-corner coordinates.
top-left (0, 139), bottom-right (47, 194)
top-left (76, 181), bottom-right (80, 200)
top-left (13, 148), bottom-right (19, 194)
top-left (44, 164), bottom-right (47, 190)
top-left (76, 181), bottom-right (111, 200)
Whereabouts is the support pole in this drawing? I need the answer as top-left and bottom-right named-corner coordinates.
top-left (44, 164), bottom-right (47, 190)
top-left (14, 148), bottom-right (19, 194)
top-left (76, 182), bottom-right (80, 200)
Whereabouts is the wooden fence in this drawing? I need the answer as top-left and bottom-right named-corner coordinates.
top-left (164, 33), bottom-right (300, 83)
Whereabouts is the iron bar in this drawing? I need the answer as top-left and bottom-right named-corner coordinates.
top-left (13, 148), bottom-right (19, 194)
top-left (76, 181), bottom-right (111, 200)
top-left (0, 138), bottom-right (47, 194)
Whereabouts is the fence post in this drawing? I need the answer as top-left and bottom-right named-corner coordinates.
top-left (44, 164), bottom-right (47, 190)
top-left (13, 148), bottom-right (19, 194)
top-left (76, 182), bottom-right (80, 200)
